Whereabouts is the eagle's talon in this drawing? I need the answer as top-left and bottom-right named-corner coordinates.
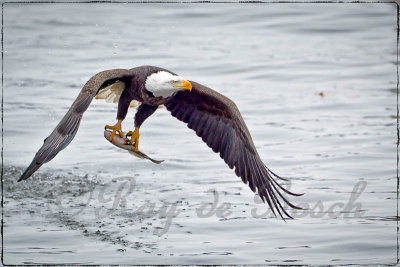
top-left (126, 127), bottom-right (140, 152)
top-left (105, 119), bottom-right (124, 141)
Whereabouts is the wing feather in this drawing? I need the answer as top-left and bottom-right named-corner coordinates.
top-left (95, 81), bottom-right (140, 108)
top-left (194, 115), bottom-right (207, 137)
top-left (18, 69), bottom-right (132, 181)
top-left (165, 81), bottom-right (302, 219)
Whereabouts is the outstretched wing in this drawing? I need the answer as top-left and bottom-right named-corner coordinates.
top-left (165, 81), bottom-right (302, 219)
top-left (18, 69), bottom-right (132, 181)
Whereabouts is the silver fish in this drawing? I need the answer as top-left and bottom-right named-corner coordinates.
top-left (104, 130), bottom-right (164, 164)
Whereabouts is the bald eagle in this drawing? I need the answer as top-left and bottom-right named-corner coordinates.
top-left (18, 66), bottom-right (302, 219)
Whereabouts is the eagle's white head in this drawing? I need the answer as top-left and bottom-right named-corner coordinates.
top-left (145, 71), bottom-right (192, 98)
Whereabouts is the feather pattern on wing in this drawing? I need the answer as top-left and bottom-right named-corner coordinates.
top-left (95, 81), bottom-right (140, 107)
top-left (18, 69), bottom-right (132, 181)
top-left (165, 81), bottom-right (302, 219)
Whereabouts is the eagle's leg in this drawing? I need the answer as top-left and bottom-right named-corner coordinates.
top-left (126, 127), bottom-right (140, 152)
top-left (126, 104), bottom-right (158, 152)
top-left (105, 90), bottom-right (131, 142)
top-left (105, 119), bottom-right (125, 141)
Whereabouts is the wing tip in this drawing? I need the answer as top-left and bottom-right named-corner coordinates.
top-left (17, 172), bottom-right (30, 182)
top-left (256, 163), bottom-right (303, 220)
top-left (17, 161), bottom-right (41, 182)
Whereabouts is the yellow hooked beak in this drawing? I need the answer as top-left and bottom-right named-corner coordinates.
top-left (173, 79), bottom-right (192, 91)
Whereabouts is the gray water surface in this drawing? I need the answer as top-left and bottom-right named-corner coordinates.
top-left (2, 3), bottom-right (398, 265)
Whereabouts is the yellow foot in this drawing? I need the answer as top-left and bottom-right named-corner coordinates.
top-left (105, 119), bottom-right (124, 141)
top-left (126, 127), bottom-right (140, 152)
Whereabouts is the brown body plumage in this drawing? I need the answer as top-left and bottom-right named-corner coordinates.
top-left (19, 66), bottom-right (302, 219)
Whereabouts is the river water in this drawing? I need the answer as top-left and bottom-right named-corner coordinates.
top-left (2, 2), bottom-right (398, 265)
